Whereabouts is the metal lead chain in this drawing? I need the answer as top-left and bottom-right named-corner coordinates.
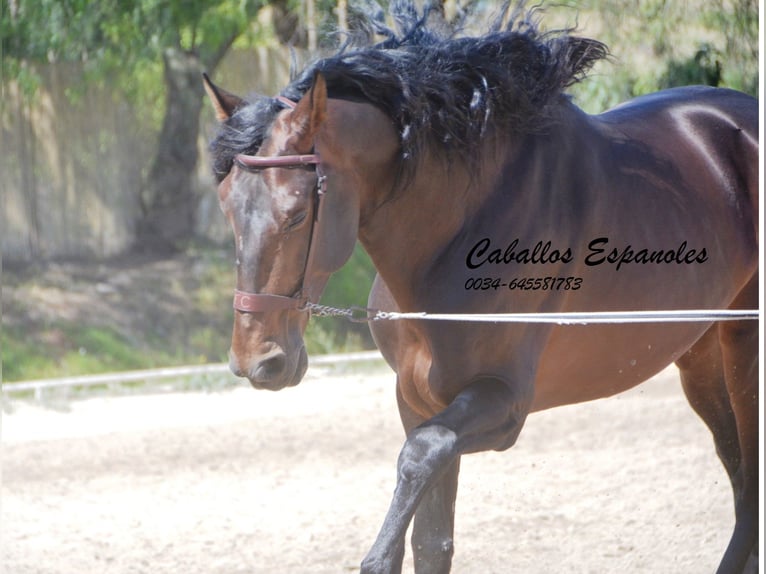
top-left (303, 301), bottom-right (355, 319)
top-left (302, 302), bottom-right (382, 322)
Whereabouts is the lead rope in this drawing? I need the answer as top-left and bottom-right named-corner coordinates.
top-left (302, 304), bottom-right (760, 324)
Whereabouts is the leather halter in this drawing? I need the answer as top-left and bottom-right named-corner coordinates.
top-left (231, 96), bottom-right (328, 314)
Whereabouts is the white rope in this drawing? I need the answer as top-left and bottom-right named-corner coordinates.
top-left (371, 309), bottom-right (760, 324)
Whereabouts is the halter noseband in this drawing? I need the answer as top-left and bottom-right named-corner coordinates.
top-left (231, 96), bottom-right (328, 314)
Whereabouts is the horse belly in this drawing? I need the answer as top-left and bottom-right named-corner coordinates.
top-left (530, 322), bottom-right (708, 411)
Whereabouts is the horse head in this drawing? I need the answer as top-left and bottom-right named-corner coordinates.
top-left (204, 73), bottom-right (361, 390)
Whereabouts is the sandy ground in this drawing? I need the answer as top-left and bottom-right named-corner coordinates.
top-left (3, 364), bottom-right (736, 574)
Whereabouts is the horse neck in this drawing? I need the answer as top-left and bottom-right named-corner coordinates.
top-left (357, 135), bottom-right (509, 311)
top-left (354, 103), bottom-right (600, 312)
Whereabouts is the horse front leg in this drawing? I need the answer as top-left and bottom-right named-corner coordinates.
top-left (411, 457), bottom-right (461, 574)
top-left (360, 377), bottom-right (532, 574)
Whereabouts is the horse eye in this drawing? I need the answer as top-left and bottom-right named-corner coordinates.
top-left (284, 211), bottom-right (308, 232)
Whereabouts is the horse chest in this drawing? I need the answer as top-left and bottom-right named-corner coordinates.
top-left (389, 328), bottom-right (448, 419)
top-left (389, 320), bottom-right (532, 420)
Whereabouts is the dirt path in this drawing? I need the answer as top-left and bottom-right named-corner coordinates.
top-left (3, 365), bottom-right (732, 573)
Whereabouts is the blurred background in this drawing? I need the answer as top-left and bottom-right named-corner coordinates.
top-left (1, 0), bottom-right (759, 383)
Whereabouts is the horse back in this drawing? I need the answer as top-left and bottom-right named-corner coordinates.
top-left (598, 86), bottom-right (759, 243)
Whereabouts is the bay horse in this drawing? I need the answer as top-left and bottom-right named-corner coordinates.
top-left (203, 3), bottom-right (759, 572)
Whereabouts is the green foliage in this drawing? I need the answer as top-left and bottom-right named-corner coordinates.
top-left (2, 244), bottom-right (375, 382)
top-left (2, 319), bottom-right (231, 383)
top-left (2, 0), bottom-right (265, 104)
top-left (320, 242), bottom-right (376, 308)
top-left (701, 0), bottom-right (758, 94)
top-left (659, 43), bottom-right (722, 89)
top-left (305, 242), bottom-right (378, 352)
top-left (4, 0), bottom-right (758, 107)
top-left (571, 0), bottom-right (758, 113)
top-left (2, 323), bottom-right (159, 381)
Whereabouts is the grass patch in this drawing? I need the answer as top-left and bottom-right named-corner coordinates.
top-left (3, 246), bottom-right (376, 384)
top-left (2, 323), bottom-right (176, 382)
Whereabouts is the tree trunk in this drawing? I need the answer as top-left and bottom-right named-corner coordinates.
top-left (135, 48), bottom-right (205, 253)
top-left (306, 0), bottom-right (317, 52)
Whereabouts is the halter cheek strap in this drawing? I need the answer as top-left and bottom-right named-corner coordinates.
top-left (231, 95), bottom-right (327, 314)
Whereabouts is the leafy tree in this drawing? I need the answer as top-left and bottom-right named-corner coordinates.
top-left (700, 0), bottom-right (758, 95)
top-left (571, 0), bottom-right (758, 112)
top-left (3, 0), bottom-right (265, 252)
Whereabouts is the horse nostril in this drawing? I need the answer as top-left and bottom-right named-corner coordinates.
top-left (252, 352), bottom-right (287, 382)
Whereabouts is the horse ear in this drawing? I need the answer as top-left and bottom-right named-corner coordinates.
top-left (202, 73), bottom-right (246, 122)
top-left (289, 72), bottom-right (328, 152)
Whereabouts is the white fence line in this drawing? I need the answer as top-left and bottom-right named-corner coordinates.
top-left (2, 351), bottom-right (385, 398)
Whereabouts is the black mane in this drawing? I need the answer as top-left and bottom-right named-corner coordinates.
top-left (210, 0), bottom-right (608, 181)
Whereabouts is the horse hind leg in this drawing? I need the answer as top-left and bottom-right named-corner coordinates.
top-left (716, 273), bottom-right (759, 574)
top-left (675, 326), bottom-right (741, 488)
top-left (677, 273), bottom-right (760, 573)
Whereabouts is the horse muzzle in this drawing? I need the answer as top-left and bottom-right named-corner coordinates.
top-left (229, 344), bottom-right (308, 391)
